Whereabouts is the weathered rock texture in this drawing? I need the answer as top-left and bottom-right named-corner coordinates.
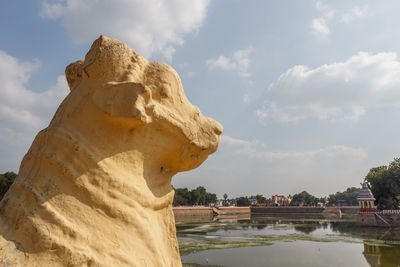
top-left (0, 36), bottom-right (222, 266)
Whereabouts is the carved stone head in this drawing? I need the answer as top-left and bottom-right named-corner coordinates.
top-left (65, 35), bottom-right (222, 173)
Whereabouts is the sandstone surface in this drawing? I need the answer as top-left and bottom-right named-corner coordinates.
top-left (0, 36), bottom-right (222, 266)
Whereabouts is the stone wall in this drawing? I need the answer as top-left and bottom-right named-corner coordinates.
top-left (173, 206), bottom-right (213, 217)
top-left (172, 206), bottom-right (250, 220)
top-left (251, 206), bottom-right (359, 214)
top-left (356, 213), bottom-right (378, 226)
top-left (357, 211), bottom-right (400, 227)
top-left (217, 207), bottom-right (250, 214)
top-left (339, 206), bottom-right (359, 214)
top-left (380, 212), bottom-right (400, 227)
top-left (251, 206), bottom-right (325, 213)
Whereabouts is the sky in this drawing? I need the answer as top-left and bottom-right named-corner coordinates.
top-left (1, 1), bottom-right (400, 199)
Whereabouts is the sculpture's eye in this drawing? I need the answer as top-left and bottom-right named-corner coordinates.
top-left (159, 85), bottom-right (171, 98)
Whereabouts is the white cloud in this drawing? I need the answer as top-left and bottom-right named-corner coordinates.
top-left (311, 2), bottom-right (368, 36)
top-left (257, 52), bottom-right (400, 122)
top-left (40, 0), bottom-right (211, 60)
top-left (311, 18), bottom-right (330, 36)
top-left (206, 47), bottom-right (252, 77)
top-left (174, 134), bottom-right (368, 197)
top-left (223, 135), bottom-right (262, 147)
top-left (311, 1), bottom-right (334, 36)
top-left (0, 50), bottom-right (69, 172)
top-left (222, 135), bottom-right (366, 161)
top-left (315, 0), bottom-right (331, 13)
top-left (207, 56), bottom-right (235, 70)
top-left (340, 5), bottom-right (368, 24)
top-left (255, 109), bottom-right (268, 119)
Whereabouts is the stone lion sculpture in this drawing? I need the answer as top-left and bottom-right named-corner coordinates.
top-left (0, 36), bottom-right (222, 266)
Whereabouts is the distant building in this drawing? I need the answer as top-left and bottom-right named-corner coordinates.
top-left (357, 183), bottom-right (376, 212)
top-left (357, 182), bottom-right (400, 227)
top-left (271, 195), bottom-right (279, 206)
top-left (317, 197), bottom-right (329, 207)
top-left (217, 199), bottom-right (235, 207)
top-left (249, 198), bottom-right (258, 206)
top-left (270, 195), bottom-right (291, 206)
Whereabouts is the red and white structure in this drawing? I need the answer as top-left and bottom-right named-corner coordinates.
top-left (357, 182), bottom-right (377, 213)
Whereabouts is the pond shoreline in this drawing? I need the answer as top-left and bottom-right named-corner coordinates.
top-left (173, 206), bottom-right (359, 223)
top-left (176, 214), bottom-right (400, 266)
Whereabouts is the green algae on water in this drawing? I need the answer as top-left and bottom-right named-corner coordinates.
top-left (178, 233), bottom-right (364, 255)
top-left (179, 239), bottom-right (273, 255)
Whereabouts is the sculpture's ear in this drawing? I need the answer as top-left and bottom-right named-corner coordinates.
top-left (92, 82), bottom-right (152, 123)
top-left (65, 60), bottom-right (84, 90)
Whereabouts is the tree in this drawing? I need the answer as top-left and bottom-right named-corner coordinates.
top-left (173, 187), bottom-right (191, 206)
top-left (0, 172), bottom-right (16, 201)
top-left (190, 189), bottom-right (201, 205)
top-left (258, 195), bottom-right (267, 204)
top-left (290, 191), bottom-right (316, 206)
top-left (173, 186), bottom-right (218, 206)
top-left (205, 193), bottom-right (217, 205)
top-left (236, 196), bottom-right (250, 206)
top-left (197, 186), bottom-right (207, 205)
top-left (365, 158), bottom-right (400, 209)
top-left (250, 194), bottom-right (267, 204)
top-left (328, 187), bottom-right (360, 206)
top-left (223, 193), bottom-right (228, 206)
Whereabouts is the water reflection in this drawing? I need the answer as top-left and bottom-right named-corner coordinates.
top-left (293, 222), bottom-right (320, 234)
top-left (176, 214), bottom-right (400, 267)
top-left (363, 243), bottom-right (400, 267)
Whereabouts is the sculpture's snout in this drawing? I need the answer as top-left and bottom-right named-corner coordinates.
top-left (211, 119), bottom-right (223, 135)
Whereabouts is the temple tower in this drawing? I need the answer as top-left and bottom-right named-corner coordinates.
top-left (357, 182), bottom-right (376, 212)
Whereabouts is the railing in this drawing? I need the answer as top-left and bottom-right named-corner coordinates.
top-left (359, 209), bottom-right (400, 214)
top-left (374, 212), bottom-right (391, 226)
top-left (359, 208), bottom-right (377, 213)
top-left (378, 210), bottom-right (400, 214)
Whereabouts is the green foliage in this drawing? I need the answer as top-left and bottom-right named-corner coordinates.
top-left (173, 188), bottom-right (191, 206)
top-left (0, 172), bottom-right (17, 200)
top-left (236, 196), bottom-right (250, 206)
top-left (365, 158), bottom-right (400, 209)
top-left (290, 191), bottom-right (316, 206)
top-left (223, 193), bottom-right (228, 206)
top-left (173, 186), bottom-right (217, 206)
top-left (328, 187), bottom-right (360, 206)
top-left (250, 194), bottom-right (267, 204)
top-left (205, 192), bottom-right (217, 205)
